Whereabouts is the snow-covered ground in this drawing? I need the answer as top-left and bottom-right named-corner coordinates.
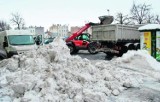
top-left (0, 37), bottom-right (160, 102)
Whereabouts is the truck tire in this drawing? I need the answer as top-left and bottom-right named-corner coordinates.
top-left (125, 43), bottom-right (135, 50)
top-left (74, 49), bottom-right (79, 53)
top-left (136, 43), bottom-right (140, 50)
top-left (134, 43), bottom-right (140, 50)
top-left (88, 42), bottom-right (98, 54)
top-left (105, 52), bottom-right (114, 60)
top-left (68, 45), bottom-right (74, 54)
top-left (68, 45), bottom-right (79, 54)
top-left (115, 45), bottom-right (128, 57)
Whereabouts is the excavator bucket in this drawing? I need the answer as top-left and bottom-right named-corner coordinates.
top-left (99, 15), bottom-right (114, 25)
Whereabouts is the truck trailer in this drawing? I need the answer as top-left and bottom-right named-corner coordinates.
top-left (88, 24), bottom-right (140, 59)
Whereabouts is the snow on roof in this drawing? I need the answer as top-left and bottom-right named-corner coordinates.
top-left (138, 24), bottom-right (160, 31)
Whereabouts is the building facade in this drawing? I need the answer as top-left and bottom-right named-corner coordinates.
top-left (70, 26), bottom-right (81, 34)
top-left (27, 26), bottom-right (45, 44)
top-left (49, 24), bottom-right (69, 38)
top-left (28, 26), bottom-right (44, 36)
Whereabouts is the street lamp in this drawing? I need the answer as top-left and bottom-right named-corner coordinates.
top-left (107, 9), bottom-right (110, 15)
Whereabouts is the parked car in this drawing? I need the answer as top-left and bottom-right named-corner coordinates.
top-left (44, 38), bottom-right (55, 44)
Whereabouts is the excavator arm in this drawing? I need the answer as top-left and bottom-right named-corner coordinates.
top-left (65, 22), bottom-right (99, 42)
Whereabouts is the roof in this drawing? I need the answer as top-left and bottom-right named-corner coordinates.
top-left (5, 30), bottom-right (33, 35)
top-left (138, 24), bottom-right (160, 31)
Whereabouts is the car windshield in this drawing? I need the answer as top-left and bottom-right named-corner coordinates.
top-left (8, 35), bottom-right (35, 45)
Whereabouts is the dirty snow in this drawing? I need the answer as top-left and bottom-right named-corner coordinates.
top-left (0, 37), bottom-right (160, 102)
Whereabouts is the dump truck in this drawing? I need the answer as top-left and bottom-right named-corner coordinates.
top-left (88, 24), bottom-right (140, 59)
top-left (66, 15), bottom-right (140, 58)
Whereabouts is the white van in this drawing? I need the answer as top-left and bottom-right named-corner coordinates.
top-left (0, 30), bottom-right (37, 58)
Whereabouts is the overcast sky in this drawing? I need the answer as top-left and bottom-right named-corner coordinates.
top-left (0, 0), bottom-right (159, 30)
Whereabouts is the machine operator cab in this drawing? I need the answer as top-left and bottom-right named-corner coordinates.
top-left (75, 33), bottom-right (90, 41)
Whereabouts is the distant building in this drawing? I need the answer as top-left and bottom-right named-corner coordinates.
top-left (44, 30), bottom-right (52, 39)
top-left (49, 24), bottom-right (69, 38)
top-left (27, 26), bottom-right (45, 44)
top-left (28, 26), bottom-right (44, 36)
top-left (70, 26), bottom-right (81, 34)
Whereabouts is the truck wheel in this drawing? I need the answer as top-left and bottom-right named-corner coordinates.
top-left (134, 43), bottom-right (140, 50)
top-left (68, 45), bottom-right (74, 54)
top-left (136, 44), bottom-right (140, 50)
top-left (88, 42), bottom-right (98, 54)
top-left (115, 46), bottom-right (127, 57)
top-left (115, 51), bottom-right (123, 57)
top-left (105, 52), bottom-right (114, 60)
top-left (68, 45), bottom-right (78, 54)
top-left (74, 49), bottom-right (79, 53)
top-left (125, 43), bottom-right (135, 50)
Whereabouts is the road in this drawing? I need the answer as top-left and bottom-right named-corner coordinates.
top-left (74, 50), bottom-right (106, 60)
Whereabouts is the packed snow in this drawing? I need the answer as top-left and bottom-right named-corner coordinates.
top-left (0, 37), bottom-right (160, 102)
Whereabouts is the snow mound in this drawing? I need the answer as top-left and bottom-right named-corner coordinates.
top-left (0, 37), bottom-right (157, 102)
top-left (116, 50), bottom-right (160, 71)
top-left (113, 50), bottom-right (160, 81)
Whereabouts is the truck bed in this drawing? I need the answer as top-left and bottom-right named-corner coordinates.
top-left (91, 24), bottom-right (140, 41)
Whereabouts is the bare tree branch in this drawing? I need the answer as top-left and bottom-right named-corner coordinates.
top-left (10, 12), bottom-right (25, 30)
top-left (0, 20), bottom-right (11, 31)
top-left (115, 12), bottom-right (132, 25)
top-left (146, 14), bottom-right (155, 23)
top-left (155, 15), bottom-right (160, 24)
top-left (130, 3), bottom-right (151, 24)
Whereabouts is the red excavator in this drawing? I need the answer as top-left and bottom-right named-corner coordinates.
top-left (65, 16), bottom-right (114, 54)
top-left (65, 22), bottom-right (98, 54)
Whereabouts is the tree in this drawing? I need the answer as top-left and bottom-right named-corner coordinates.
top-left (155, 15), bottom-right (160, 24)
top-left (146, 14), bottom-right (155, 24)
top-left (0, 20), bottom-right (11, 31)
top-left (10, 12), bottom-right (25, 30)
top-left (115, 13), bottom-right (132, 25)
top-left (130, 3), bottom-right (151, 24)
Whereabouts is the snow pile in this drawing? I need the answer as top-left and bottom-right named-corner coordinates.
top-left (0, 37), bottom-right (158, 102)
top-left (115, 50), bottom-right (160, 71)
top-left (114, 50), bottom-right (160, 80)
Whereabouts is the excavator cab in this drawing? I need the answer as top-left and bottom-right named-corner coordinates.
top-left (76, 33), bottom-right (90, 41)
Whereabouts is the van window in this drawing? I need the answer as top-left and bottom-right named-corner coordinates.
top-left (8, 35), bottom-right (35, 45)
